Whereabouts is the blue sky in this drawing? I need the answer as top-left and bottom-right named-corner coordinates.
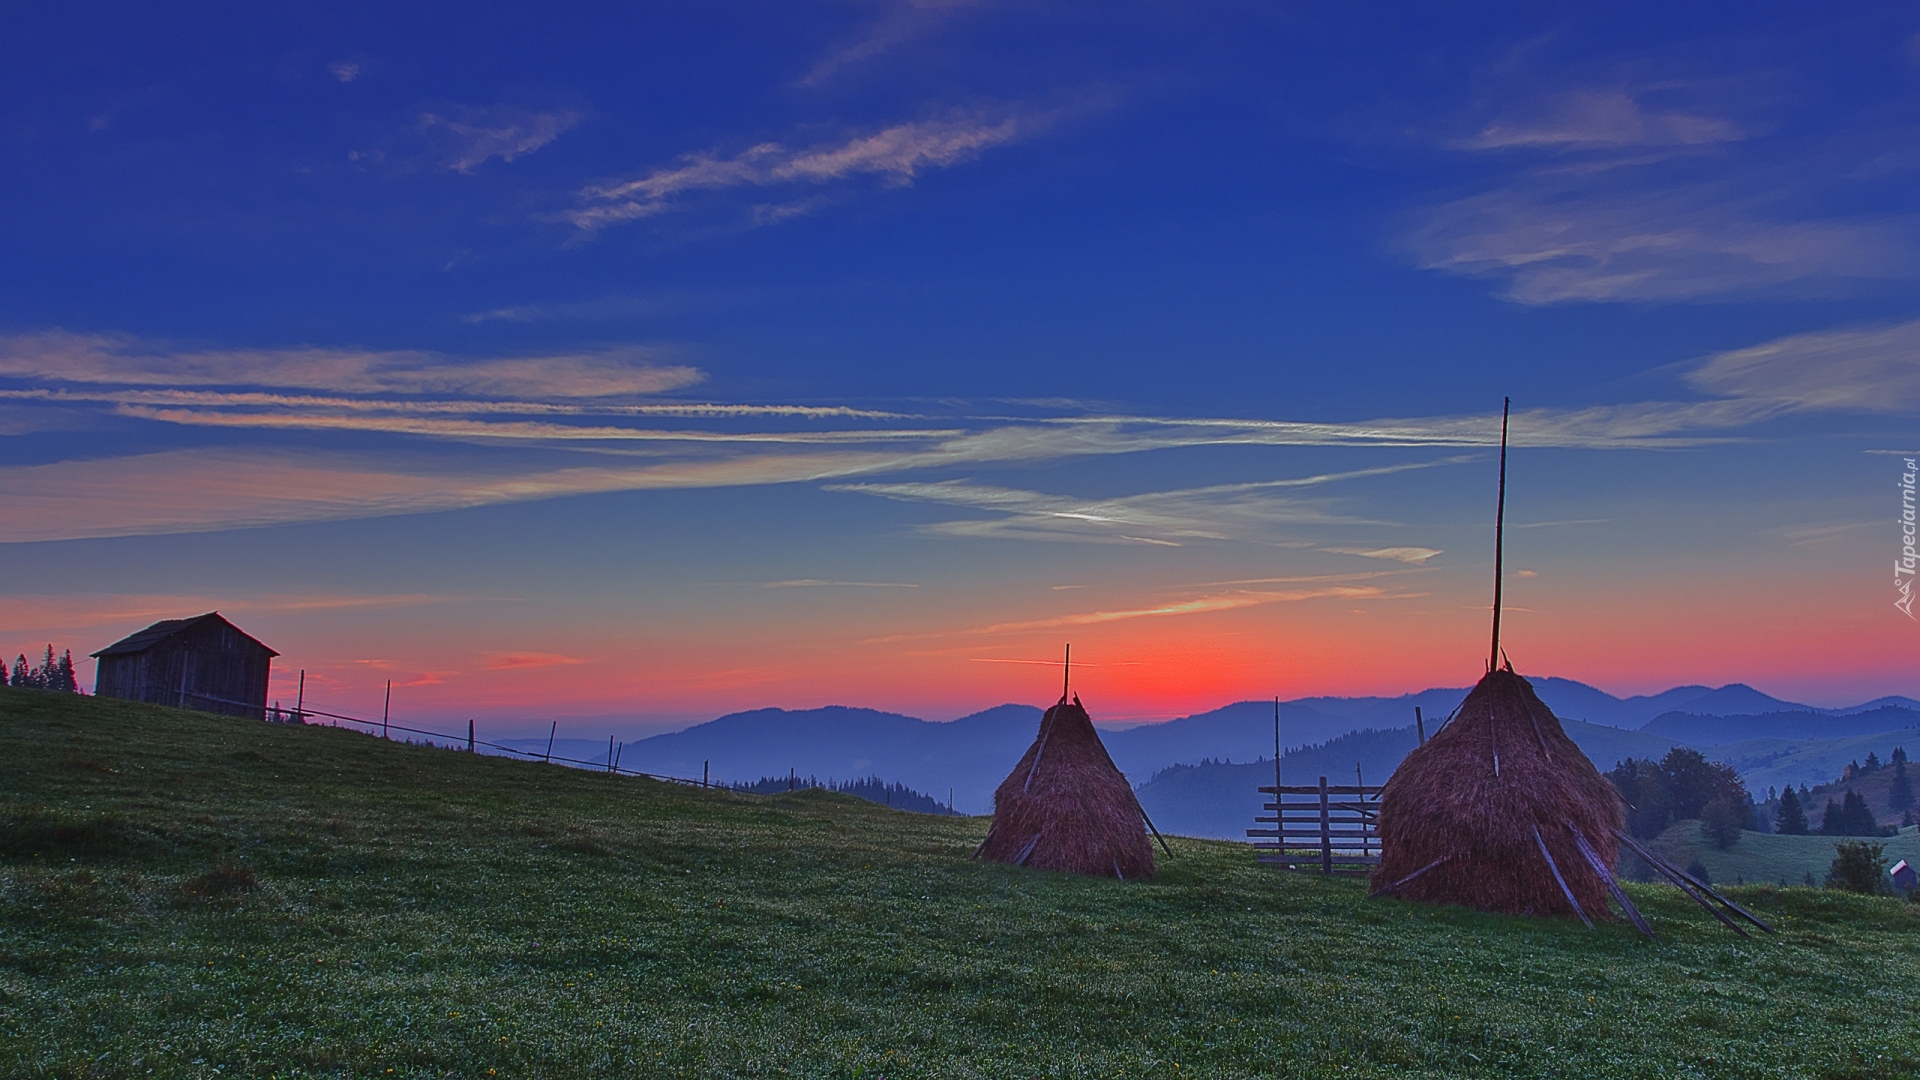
top-left (3, 1), bottom-right (1917, 730)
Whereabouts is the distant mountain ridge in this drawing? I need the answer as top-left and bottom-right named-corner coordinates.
top-left (596, 676), bottom-right (1906, 816)
top-left (1642, 706), bottom-right (1920, 745)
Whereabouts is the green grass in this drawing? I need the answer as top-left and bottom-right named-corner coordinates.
top-left (1651, 820), bottom-right (1920, 889)
top-left (4, 688), bottom-right (1920, 1079)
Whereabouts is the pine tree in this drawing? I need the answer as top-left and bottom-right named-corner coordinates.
top-left (55, 650), bottom-right (76, 693)
top-left (1823, 791), bottom-right (1885, 837)
top-left (9, 655), bottom-right (25, 687)
top-left (1865, 751), bottom-right (1883, 772)
top-left (1895, 747), bottom-right (1910, 765)
top-left (1889, 760), bottom-right (1914, 814)
top-left (1775, 786), bottom-right (1810, 834)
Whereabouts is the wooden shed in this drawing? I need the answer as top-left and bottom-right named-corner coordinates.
top-left (91, 612), bottom-right (278, 719)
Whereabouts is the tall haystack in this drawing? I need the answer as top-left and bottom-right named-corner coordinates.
top-left (976, 694), bottom-right (1155, 880)
top-left (1369, 668), bottom-right (1624, 919)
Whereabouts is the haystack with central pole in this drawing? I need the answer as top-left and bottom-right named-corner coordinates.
top-left (1370, 399), bottom-right (1629, 922)
top-left (976, 648), bottom-right (1157, 880)
top-left (1368, 399), bottom-right (1771, 937)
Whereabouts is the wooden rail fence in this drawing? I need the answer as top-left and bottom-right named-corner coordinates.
top-left (1247, 776), bottom-right (1383, 876)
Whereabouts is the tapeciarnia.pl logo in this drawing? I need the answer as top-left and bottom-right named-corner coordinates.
top-left (1900, 457), bottom-right (1917, 619)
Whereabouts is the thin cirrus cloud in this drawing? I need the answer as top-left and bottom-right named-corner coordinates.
top-left (1687, 319), bottom-right (1920, 414)
top-left (484, 652), bottom-right (588, 670)
top-left (1459, 91), bottom-right (1743, 151)
top-left (416, 106), bottom-right (582, 173)
top-left (567, 110), bottom-right (1052, 231)
top-left (1320, 546), bottom-right (1443, 564)
top-left (799, 0), bottom-right (994, 87)
top-left (825, 460), bottom-right (1466, 546)
top-left (1406, 187), bottom-right (1919, 305)
top-left (0, 331), bottom-right (701, 399)
top-left (6, 322), bottom-right (1910, 543)
top-left (1413, 82), bottom-right (1920, 304)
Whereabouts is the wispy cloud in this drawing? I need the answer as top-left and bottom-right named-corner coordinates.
top-left (826, 461), bottom-right (1462, 546)
top-left (568, 110), bottom-right (1051, 231)
top-left (9, 321), bottom-right (1908, 544)
top-left (417, 106), bottom-right (581, 172)
top-left (1461, 90), bottom-right (1742, 151)
top-left (799, 0), bottom-right (992, 87)
top-left (1688, 319), bottom-right (1920, 414)
top-left (759, 579), bottom-right (918, 588)
top-left (0, 332), bottom-right (701, 399)
top-left (863, 580), bottom-right (1411, 642)
top-left (1413, 75), bottom-right (1920, 304)
top-left (484, 652), bottom-right (587, 670)
top-left (1407, 187), bottom-right (1918, 304)
top-left (1321, 546), bottom-right (1443, 564)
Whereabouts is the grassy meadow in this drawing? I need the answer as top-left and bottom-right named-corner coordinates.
top-left (1651, 819), bottom-right (1920, 889)
top-left (4, 687), bottom-right (1920, 1079)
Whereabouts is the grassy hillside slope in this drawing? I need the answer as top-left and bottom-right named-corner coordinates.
top-left (1651, 820), bottom-right (1920, 888)
top-left (4, 688), bottom-right (1920, 1079)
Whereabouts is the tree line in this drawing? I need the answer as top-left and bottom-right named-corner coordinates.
top-left (1608, 747), bottom-right (1754, 849)
top-left (4, 646), bottom-right (80, 692)
top-left (1771, 747), bottom-right (1909, 839)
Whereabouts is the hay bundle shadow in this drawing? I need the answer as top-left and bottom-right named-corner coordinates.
top-left (976, 694), bottom-right (1155, 880)
top-left (1370, 669), bottom-right (1630, 923)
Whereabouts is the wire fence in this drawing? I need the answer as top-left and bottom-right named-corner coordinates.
top-left (254, 697), bottom-right (710, 788)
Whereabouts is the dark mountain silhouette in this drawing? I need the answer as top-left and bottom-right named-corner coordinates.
top-left (575, 678), bottom-right (1900, 820)
top-left (614, 703), bottom-right (1040, 814)
top-left (1643, 706), bottom-right (1920, 745)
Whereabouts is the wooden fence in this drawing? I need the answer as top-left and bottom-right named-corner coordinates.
top-left (1247, 776), bottom-right (1383, 876)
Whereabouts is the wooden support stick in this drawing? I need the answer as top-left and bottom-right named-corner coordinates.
top-left (1013, 833), bottom-right (1041, 867)
top-left (1611, 829), bottom-right (1748, 937)
top-left (1613, 829), bottom-right (1774, 934)
top-left (1534, 825), bottom-right (1592, 928)
top-left (1369, 855), bottom-right (1450, 898)
top-left (1140, 806), bottom-right (1173, 858)
top-left (1567, 822), bottom-right (1652, 938)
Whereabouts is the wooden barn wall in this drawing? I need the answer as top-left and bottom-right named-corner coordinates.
top-left (94, 622), bottom-right (272, 719)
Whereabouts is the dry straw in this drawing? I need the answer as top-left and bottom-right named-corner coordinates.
top-left (977, 694), bottom-right (1156, 880)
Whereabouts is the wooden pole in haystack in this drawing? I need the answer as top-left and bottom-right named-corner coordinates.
top-left (1489, 396), bottom-right (1511, 673)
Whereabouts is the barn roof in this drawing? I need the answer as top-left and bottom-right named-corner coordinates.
top-left (91, 612), bottom-right (280, 658)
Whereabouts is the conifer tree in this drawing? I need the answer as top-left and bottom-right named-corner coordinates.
top-left (55, 649), bottom-right (76, 693)
top-left (1775, 786), bottom-right (1810, 835)
top-left (1890, 759), bottom-right (1914, 814)
top-left (9, 655), bottom-right (25, 687)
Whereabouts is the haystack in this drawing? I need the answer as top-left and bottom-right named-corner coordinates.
top-left (1369, 668), bottom-right (1624, 920)
top-left (976, 694), bottom-right (1155, 880)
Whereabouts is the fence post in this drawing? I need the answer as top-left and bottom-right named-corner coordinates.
top-left (296, 670), bottom-right (305, 725)
top-left (467, 719), bottom-right (474, 752)
top-left (544, 721), bottom-right (556, 763)
top-left (1319, 775), bottom-right (1332, 875)
top-left (703, 760), bottom-right (709, 788)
